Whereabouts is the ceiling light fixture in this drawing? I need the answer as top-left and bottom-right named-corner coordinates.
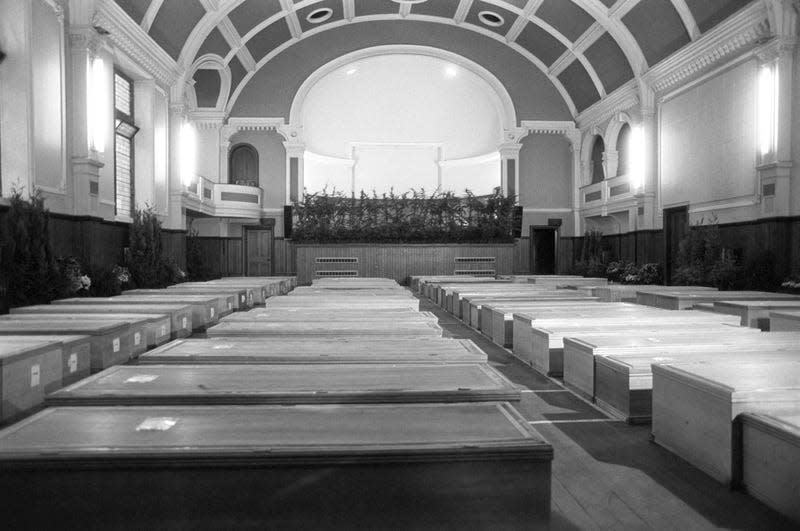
top-left (478, 11), bottom-right (504, 27)
top-left (307, 8), bottom-right (333, 24)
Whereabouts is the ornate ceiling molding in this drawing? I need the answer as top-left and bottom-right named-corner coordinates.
top-left (94, 0), bottom-right (183, 87)
top-left (642, 1), bottom-right (770, 94)
top-left (576, 79), bottom-right (639, 130)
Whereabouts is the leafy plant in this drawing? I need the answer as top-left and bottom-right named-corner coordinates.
top-left (637, 263), bottom-right (663, 285)
top-left (0, 186), bottom-right (61, 307)
top-left (290, 187), bottom-right (516, 243)
top-left (672, 214), bottom-right (742, 289)
top-left (125, 207), bottom-right (180, 288)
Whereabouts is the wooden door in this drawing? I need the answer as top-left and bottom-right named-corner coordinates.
top-left (245, 229), bottom-right (273, 276)
top-left (663, 206), bottom-right (688, 285)
top-left (530, 226), bottom-right (557, 274)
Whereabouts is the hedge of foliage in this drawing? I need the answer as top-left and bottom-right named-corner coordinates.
top-left (0, 188), bottom-right (62, 307)
top-left (125, 208), bottom-right (185, 288)
top-left (291, 188), bottom-right (517, 243)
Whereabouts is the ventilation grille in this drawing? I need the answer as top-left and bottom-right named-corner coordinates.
top-left (454, 257), bottom-right (496, 264)
top-left (762, 183), bottom-right (776, 197)
top-left (316, 270), bottom-right (358, 277)
top-left (454, 270), bottom-right (496, 276)
top-left (316, 257), bottom-right (358, 264)
top-left (585, 190), bottom-right (602, 203)
top-left (610, 183), bottom-right (630, 196)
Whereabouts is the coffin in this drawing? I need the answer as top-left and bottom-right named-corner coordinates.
top-left (165, 283), bottom-right (255, 308)
top-left (0, 403), bottom-right (552, 529)
top-left (519, 316), bottom-right (744, 377)
top-left (560, 329), bottom-right (782, 400)
top-left (770, 310), bottom-right (800, 332)
top-left (0, 320), bottom-right (134, 372)
top-left (53, 295), bottom-right (218, 331)
top-left (637, 290), bottom-right (800, 310)
top-left (712, 301), bottom-right (800, 329)
top-left (265, 299), bottom-right (421, 311)
top-left (736, 411), bottom-right (800, 523)
top-left (2, 312), bottom-right (169, 349)
top-left (220, 310), bottom-right (438, 323)
top-left (595, 350), bottom-right (800, 423)
top-left (480, 299), bottom-right (602, 347)
top-left (206, 320), bottom-right (443, 338)
top-left (12, 303), bottom-right (193, 339)
top-left (138, 337), bottom-right (488, 364)
top-left (593, 285), bottom-right (716, 303)
top-left (651, 361), bottom-right (800, 484)
top-left (2, 335), bottom-right (92, 389)
top-left (0, 340), bottom-right (62, 423)
top-left (123, 288), bottom-right (238, 316)
top-left (46, 363), bottom-right (519, 406)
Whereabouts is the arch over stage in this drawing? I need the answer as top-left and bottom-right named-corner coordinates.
top-left (228, 20), bottom-right (572, 121)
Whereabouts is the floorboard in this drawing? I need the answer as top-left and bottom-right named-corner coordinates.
top-left (418, 295), bottom-right (798, 530)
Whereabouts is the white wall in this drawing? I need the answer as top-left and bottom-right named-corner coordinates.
top-left (0, 0), bottom-right (33, 197)
top-left (30, 0), bottom-right (64, 196)
top-left (659, 59), bottom-right (758, 210)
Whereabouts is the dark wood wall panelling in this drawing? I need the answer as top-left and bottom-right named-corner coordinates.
top-left (191, 237), bottom-right (243, 277)
top-left (561, 216), bottom-right (800, 280)
top-left (295, 244), bottom-right (516, 285)
top-left (0, 206), bottom-right (187, 273)
top-left (273, 238), bottom-right (296, 276)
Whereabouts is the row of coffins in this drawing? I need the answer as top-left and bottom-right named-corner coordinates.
top-left (0, 277), bottom-right (553, 528)
top-left (414, 276), bottom-right (800, 523)
top-left (0, 277), bottom-right (292, 423)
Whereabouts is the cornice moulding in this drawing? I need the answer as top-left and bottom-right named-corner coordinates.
top-left (643, 2), bottom-right (770, 94)
top-left (576, 80), bottom-right (639, 129)
top-left (94, 0), bottom-right (183, 87)
top-left (227, 117), bottom-right (287, 131)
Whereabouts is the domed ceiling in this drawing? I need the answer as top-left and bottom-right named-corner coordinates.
top-left (113, 0), bottom-right (754, 115)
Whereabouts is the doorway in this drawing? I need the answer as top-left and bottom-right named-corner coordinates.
top-left (663, 206), bottom-right (688, 285)
top-left (244, 227), bottom-right (273, 276)
top-left (530, 226), bottom-right (558, 274)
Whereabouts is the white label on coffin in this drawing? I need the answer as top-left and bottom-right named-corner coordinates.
top-left (30, 364), bottom-right (40, 387)
top-left (134, 332), bottom-right (141, 346)
top-left (210, 308), bottom-right (215, 318)
top-left (227, 301), bottom-right (232, 310)
top-left (125, 374), bottom-right (159, 383)
top-left (160, 325), bottom-right (167, 337)
top-left (136, 417), bottom-right (177, 431)
top-left (68, 353), bottom-right (78, 373)
top-left (241, 295), bottom-right (245, 304)
top-left (113, 338), bottom-right (120, 352)
top-left (182, 317), bottom-right (188, 329)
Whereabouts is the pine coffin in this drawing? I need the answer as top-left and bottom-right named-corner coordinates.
top-left (651, 361), bottom-right (800, 484)
top-left (0, 403), bottom-right (553, 529)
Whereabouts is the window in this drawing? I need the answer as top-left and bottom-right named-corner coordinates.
top-left (616, 124), bottom-right (631, 176)
top-left (228, 144), bottom-right (259, 186)
top-left (113, 71), bottom-right (138, 218)
top-left (590, 136), bottom-right (605, 184)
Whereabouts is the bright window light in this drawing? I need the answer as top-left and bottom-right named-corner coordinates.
top-left (444, 64), bottom-right (458, 78)
top-left (628, 125), bottom-right (644, 191)
top-left (758, 64), bottom-right (777, 156)
top-left (180, 121), bottom-right (197, 186)
top-left (88, 56), bottom-right (108, 152)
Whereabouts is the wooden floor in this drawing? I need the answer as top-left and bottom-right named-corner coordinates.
top-left (418, 295), bottom-right (797, 531)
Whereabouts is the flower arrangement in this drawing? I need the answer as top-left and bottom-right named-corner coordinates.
top-left (58, 257), bottom-right (91, 295)
top-left (113, 265), bottom-right (131, 285)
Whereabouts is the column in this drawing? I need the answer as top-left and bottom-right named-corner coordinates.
top-left (637, 80), bottom-right (657, 230)
top-left (566, 130), bottom-right (582, 237)
top-left (498, 143), bottom-right (522, 200)
top-left (219, 124), bottom-right (235, 185)
top-left (757, 0), bottom-right (796, 216)
top-left (284, 142), bottom-right (305, 204)
top-left (67, 24), bottom-right (104, 216)
top-left (164, 101), bottom-right (187, 230)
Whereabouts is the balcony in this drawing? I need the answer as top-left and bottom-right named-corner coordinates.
top-left (182, 176), bottom-right (263, 219)
top-left (580, 174), bottom-right (639, 216)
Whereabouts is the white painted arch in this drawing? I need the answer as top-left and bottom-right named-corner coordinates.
top-left (288, 45), bottom-right (518, 133)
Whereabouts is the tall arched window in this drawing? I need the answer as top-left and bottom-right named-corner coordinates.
top-left (616, 123), bottom-right (631, 176)
top-left (590, 136), bottom-right (605, 184)
top-left (228, 144), bottom-right (259, 186)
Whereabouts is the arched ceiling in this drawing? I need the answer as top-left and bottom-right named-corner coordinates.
top-left (114, 0), bottom-right (755, 116)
